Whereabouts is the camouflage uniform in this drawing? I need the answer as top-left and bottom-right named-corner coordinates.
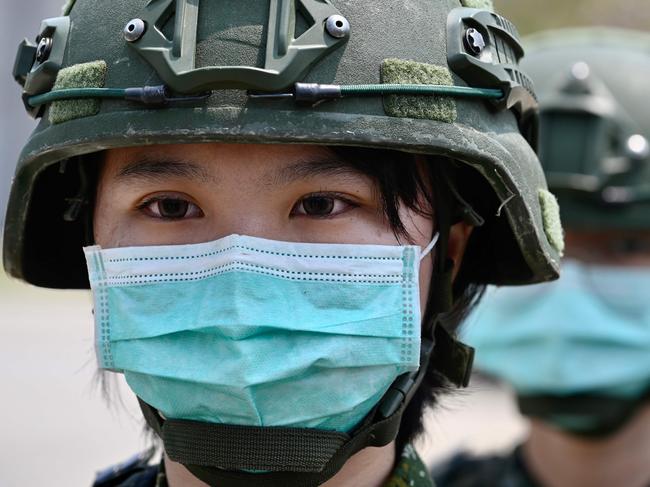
top-left (95, 444), bottom-right (435, 487)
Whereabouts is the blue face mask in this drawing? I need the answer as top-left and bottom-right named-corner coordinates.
top-left (463, 259), bottom-right (650, 397)
top-left (84, 233), bottom-right (437, 433)
top-left (463, 259), bottom-right (650, 436)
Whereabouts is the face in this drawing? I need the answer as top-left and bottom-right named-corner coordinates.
top-left (564, 230), bottom-right (650, 267)
top-left (94, 143), bottom-right (471, 312)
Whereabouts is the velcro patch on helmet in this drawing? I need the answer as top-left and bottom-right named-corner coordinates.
top-left (539, 189), bottom-right (565, 257)
top-left (381, 59), bottom-right (457, 123)
top-left (49, 60), bottom-right (107, 125)
top-left (460, 0), bottom-right (495, 12)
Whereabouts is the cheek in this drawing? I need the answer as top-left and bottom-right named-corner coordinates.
top-left (93, 187), bottom-right (118, 247)
top-left (93, 163), bottom-right (126, 248)
top-left (94, 203), bottom-right (132, 249)
top-left (93, 179), bottom-right (140, 248)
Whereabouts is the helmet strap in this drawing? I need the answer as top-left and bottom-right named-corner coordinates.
top-left (421, 163), bottom-right (475, 387)
top-left (138, 337), bottom-right (435, 487)
top-left (518, 388), bottom-right (650, 438)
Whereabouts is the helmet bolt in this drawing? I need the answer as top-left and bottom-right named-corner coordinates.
top-left (124, 18), bottom-right (146, 42)
top-left (325, 15), bottom-right (350, 39)
top-left (35, 37), bottom-right (53, 63)
top-left (464, 28), bottom-right (486, 56)
top-left (570, 61), bottom-right (591, 80)
top-left (626, 134), bottom-right (650, 160)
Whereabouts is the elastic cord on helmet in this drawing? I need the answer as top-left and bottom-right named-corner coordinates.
top-left (27, 86), bottom-right (211, 108)
top-left (253, 83), bottom-right (505, 103)
top-left (27, 82), bottom-right (505, 109)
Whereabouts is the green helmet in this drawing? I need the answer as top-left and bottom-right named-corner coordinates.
top-left (521, 28), bottom-right (650, 230)
top-left (4, 0), bottom-right (562, 290)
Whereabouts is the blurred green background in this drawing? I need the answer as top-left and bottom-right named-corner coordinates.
top-left (496, 0), bottom-right (650, 34)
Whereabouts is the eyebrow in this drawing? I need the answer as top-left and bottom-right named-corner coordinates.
top-left (115, 156), bottom-right (213, 184)
top-left (268, 155), bottom-right (367, 186)
top-left (114, 151), bottom-right (367, 187)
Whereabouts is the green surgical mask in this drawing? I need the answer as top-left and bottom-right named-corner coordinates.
top-left (464, 259), bottom-right (650, 437)
top-left (83, 233), bottom-right (438, 485)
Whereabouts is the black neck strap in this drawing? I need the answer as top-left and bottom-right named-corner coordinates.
top-left (139, 338), bottom-right (436, 487)
top-left (518, 388), bottom-right (650, 438)
top-left (430, 324), bottom-right (474, 388)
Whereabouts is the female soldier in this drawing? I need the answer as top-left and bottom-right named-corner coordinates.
top-left (4, 1), bottom-right (561, 485)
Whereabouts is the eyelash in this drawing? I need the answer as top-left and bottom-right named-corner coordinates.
top-left (136, 192), bottom-right (358, 221)
top-left (291, 192), bottom-right (358, 218)
top-left (137, 194), bottom-right (204, 220)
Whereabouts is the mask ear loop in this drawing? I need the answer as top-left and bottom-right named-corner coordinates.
top-left (422, 163), bottom-right (454, 328)
top-left (419, 232), bottom-right (440, 261)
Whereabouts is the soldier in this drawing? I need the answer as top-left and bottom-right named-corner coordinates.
top-left (5, 1), bottom-right (562, 486)
top-left (434, 28), bottom-right (650, 487)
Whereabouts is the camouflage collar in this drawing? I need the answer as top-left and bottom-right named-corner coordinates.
top-left (385, 444), bottom-right (435, 487)
top-left (95, 444), bottom-right (435, 487)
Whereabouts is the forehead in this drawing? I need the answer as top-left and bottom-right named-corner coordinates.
top-left (100, 142), bottom-right (372, 186)
top-left (565, 229), bottom-right (650, 266)
top-left (566, 229), bottom-right (650, 245)
top-left (103, 143), bottom-right (330, 171)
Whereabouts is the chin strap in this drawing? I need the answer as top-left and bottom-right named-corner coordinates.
top-left (139, 339), bottom-right (435, 487)
top-left (518, 388), bottom-right (650, 438)
top-left (141, 334), bottom-right (472, 486)
top-left (431, 324), bottom-right (474, 388)
top-left (139, 333), bottom-right (473, 487)
top-left (424, 255), bottom-right (474, 388)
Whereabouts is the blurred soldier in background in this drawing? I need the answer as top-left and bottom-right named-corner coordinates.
top-left (434, 28), bottom-right (650, 487)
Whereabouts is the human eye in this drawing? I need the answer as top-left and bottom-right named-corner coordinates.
top-left (290, 192), bottom-right (357, 218)
top-left (137, 193), bottom-right (204, 220)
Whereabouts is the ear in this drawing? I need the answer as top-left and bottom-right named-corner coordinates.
top-left (448, 221), bottom-right (474, 282)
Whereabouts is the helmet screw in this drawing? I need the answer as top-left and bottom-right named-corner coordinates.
top-left (626, 134), bottom-right (650, 160)
top-left (124, 18), bottom-right (146, 42)
top-left (35, 37), bottom-right (53, 63)
top-left (325, 15), bottom-right (350, 39)
top-left (464, 28), bottom-right (486, 56)
top-left (570, 62), bottom-right (591, 80)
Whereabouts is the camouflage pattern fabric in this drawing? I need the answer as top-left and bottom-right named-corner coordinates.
top-left (385, 444), bottom-right (435, 487)
top-left (94, 444), bottom-right (435, 486)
